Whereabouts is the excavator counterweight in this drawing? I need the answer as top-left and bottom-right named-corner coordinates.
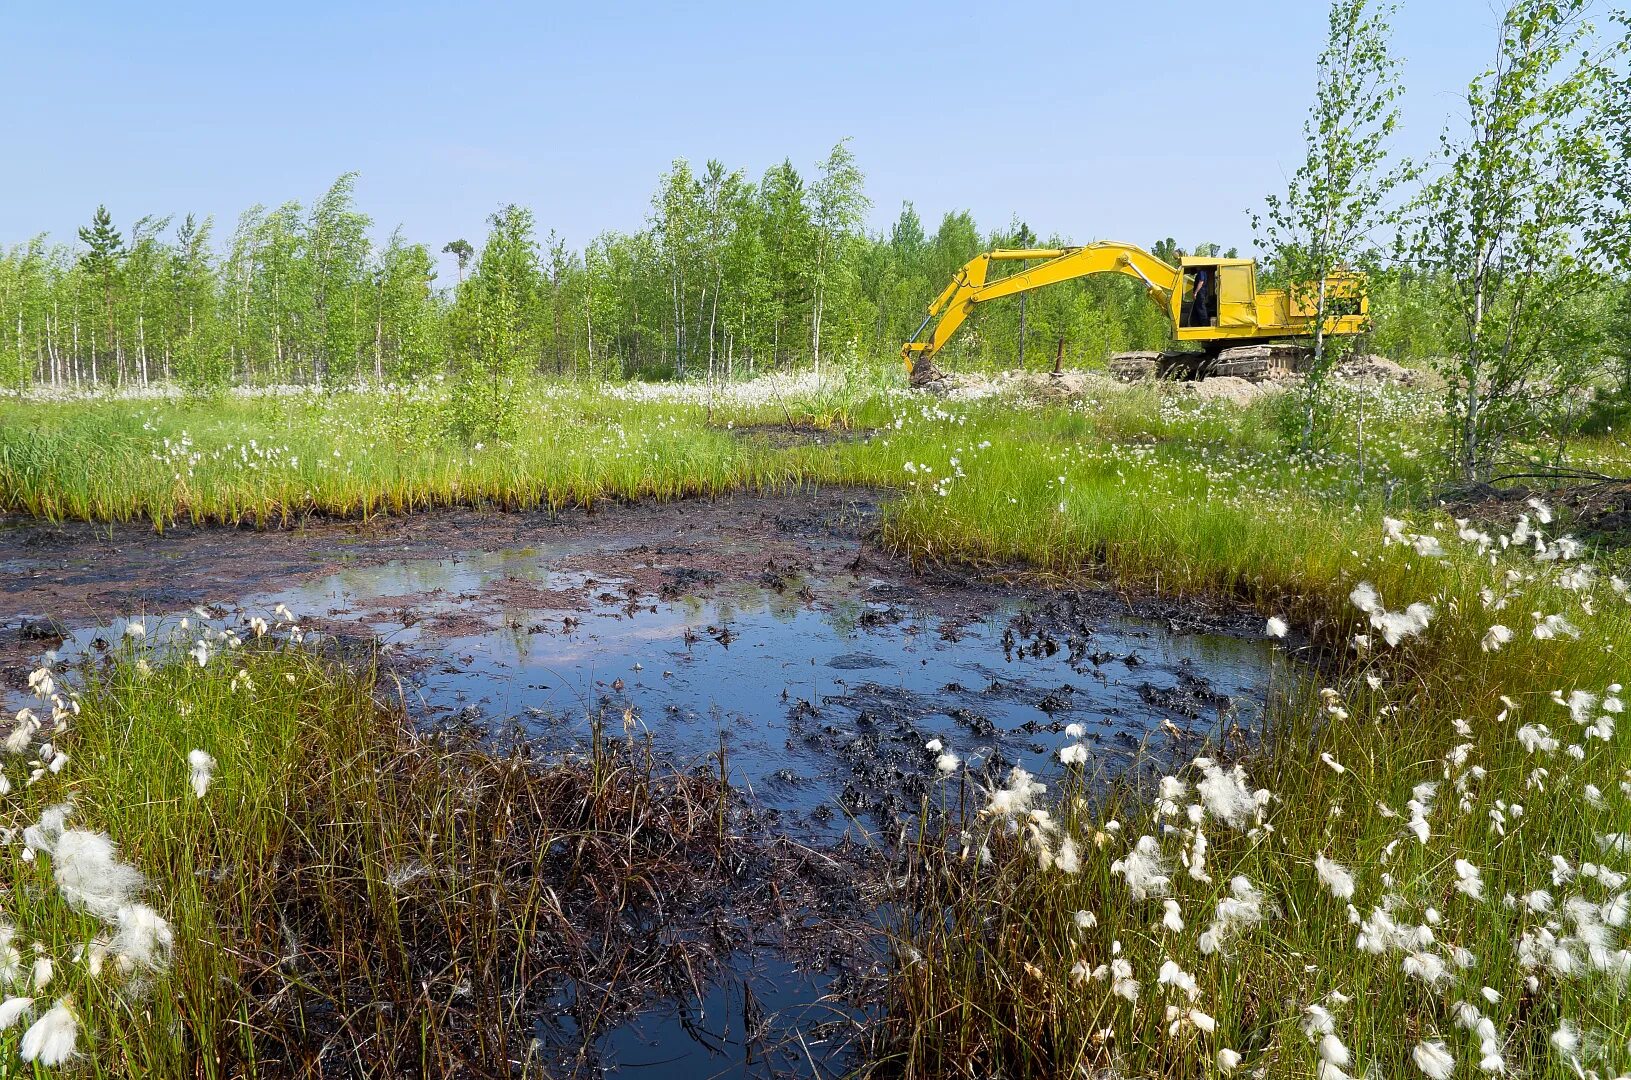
top-left (902, 241), bottom-right (1367, 386)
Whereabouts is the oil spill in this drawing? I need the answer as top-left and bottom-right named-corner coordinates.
top-left (225, 548), bottom-right (1278, 837)
top-left (0, 493), bottom-right (1286, 1077)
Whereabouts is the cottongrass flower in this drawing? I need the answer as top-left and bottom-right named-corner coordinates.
top-left (1481, 624), bottom-right (1513, 651)
top-left (1318, 1033), bottom-right (1352, 1069)
top-left (1111, 835), bottom-right (1170, 899)
top-left (1532, 613), bottom-right (1581, 640)
top-left (1059, 743), bottom-right (1088, 765)
top-left (4, 711), bottom-right (38, 755)
top-left (112, 904), bottom-right (173, 971)
top-left (981, 766), bottom-right (1047, 818)
top-left (0, 997), bottom-right (31, 1029)
top-left (1314, 853), bottom-right (1355, 899)
top-left (1160, 899), bottom-right (1184, 932)
top-left (1517, 724), bottom-right (1557, 754)
top-left (187, 749), bottom-right (216, 798)
top-left (1073, 909), bottom-right (1097, 930)
top-left (1454, 859), bottom-right (1485, 900)
top-left (1217, 1048), bottom-right (1241, 1073)
top-left (1156, 958), bottom-right (1198, 999)
top-left (1097, 954), bottom-right (1139, 1001)
top-left (1402, 950), bottom-right (1450, 987)
top-left (19, 1000), bottom-right (77, 1065)
top-left (1412, 1039), bottom-right (1454, 1079)
top-left (935, 751), bottom-right (960, 775)
top-left (1194, 758), bottom-right (1266, 830)
top-left (1266, 616), bottom-right (1289, 638)
top-left (0, 928), bottom-right (22, 988)
top-left (1412, 534), bottom-right (1447, 558)
top-left (26, 669), bottom-right (55, 701)
top-left (1350, 582), bottom-right (1434, 645)
top-left (21, 804), bottom-right (71, 856)
top-left (1198, 875), bottom-right (1266, 955)
top-left (1301, 1003), bottom-right (1336, 1038)
top-left (51, 828), bottom-right (147, 919)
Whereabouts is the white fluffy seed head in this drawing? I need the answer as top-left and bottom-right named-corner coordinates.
top-left (1315, 853), bottom-right (1356, 899)
top-left (187, 749), bottom-right (216, 798)
top-left (19, 1001), bottom-right (76, 1066)
top-left (1413, 1039), bottom-right (1454, 1079)
top-left (1318, 1033), bottom-right (1351, 1068)
top-left (0, 996), bottom-right (31, 1029)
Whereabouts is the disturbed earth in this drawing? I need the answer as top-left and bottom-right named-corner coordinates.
top-left (0, 489), bottom-right (1283, 1076)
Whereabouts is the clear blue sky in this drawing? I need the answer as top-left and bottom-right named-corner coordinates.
top-left (4, 1), bottom-right (1503, 279)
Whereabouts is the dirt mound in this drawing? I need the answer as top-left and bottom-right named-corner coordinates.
top-left (1334, 354), bottom-right (1423, 386)
top-left (935, 369), bottom-right (1127, 402)
top-left (1177, 376), bottom-right (1282, 406)
top-left (918, 356), bottom-right (1424, 405)
top-left (1439, 477), bottom-right (1631, 548)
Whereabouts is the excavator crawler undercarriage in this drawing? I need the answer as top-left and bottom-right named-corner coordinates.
top-left (1107, 343), bottom-right (1313, 383)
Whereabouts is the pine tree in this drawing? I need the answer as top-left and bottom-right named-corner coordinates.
top-left (77, 205), bottom-right (124, 383)
top-left (443, 239), bottom-right (474, 284)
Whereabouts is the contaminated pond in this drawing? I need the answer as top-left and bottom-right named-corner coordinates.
top-left (3, 499), bottom-right (1286, 1077)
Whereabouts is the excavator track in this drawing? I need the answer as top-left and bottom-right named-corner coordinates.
top-left (1107, 352), bottom-right (1161, 382)
top-left (1108, 343), bottom-right (1313, 383)
top-left (1208, 343), bottom-right (1311, 379)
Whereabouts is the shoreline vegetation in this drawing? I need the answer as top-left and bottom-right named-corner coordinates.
top-left (1, 368), bottom-right (1628, 1076)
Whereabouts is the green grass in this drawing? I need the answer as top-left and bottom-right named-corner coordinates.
top-left (5, 368), bottom-right (1631, 1077)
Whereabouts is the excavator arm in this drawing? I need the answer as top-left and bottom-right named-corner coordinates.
top-left (902, 242), bottom-right (1181, 378)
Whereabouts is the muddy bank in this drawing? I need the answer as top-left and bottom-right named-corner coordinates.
top-left (0, 488), bottom-right (1266, 660)
top-left (1436, 476), bottom-right (1631, 549)
top-left (0, 489), bottom-right (883, 632)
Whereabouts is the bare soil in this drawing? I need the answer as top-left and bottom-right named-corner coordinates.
top-left (1436, 477), bottom-right (1631, 550)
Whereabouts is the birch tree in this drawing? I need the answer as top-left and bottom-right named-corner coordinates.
top-left (1411, 0), bottom-right (1626, 480)
top-left (1256, 0), bottom-right (1411, 448)
top-left (809, 138), bottom-right (868, 379)
top-left (450, 203), bottom-right (539, 439)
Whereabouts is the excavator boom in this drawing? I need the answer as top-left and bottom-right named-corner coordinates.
top-left (902, 241), bottom-right (1367, 383)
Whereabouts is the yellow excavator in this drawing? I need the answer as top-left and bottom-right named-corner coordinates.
top-left (901, 242), bottom-right (1368, 386)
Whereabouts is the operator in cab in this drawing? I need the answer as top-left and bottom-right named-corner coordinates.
top-left (1187, 268), bottom-right (1214, 327)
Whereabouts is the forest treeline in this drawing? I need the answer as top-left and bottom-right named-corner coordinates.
top-left (1, 138), bottom-right (1628, 394)
top-left (0, 144), bottom-right (1192, 390)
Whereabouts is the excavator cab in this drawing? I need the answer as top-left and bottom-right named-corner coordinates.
top-left (1176, 257), bottom-right (1258, 334)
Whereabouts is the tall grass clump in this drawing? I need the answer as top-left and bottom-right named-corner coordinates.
top-left (0, 611), bottom-right (805, 1076)
top-left (868, 498), bottom-right (1631, 1078)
